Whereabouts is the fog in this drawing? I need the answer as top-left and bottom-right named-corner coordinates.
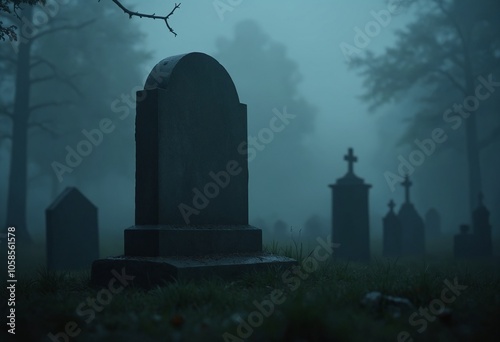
top-left (0, 0), bottom-right (498, 250)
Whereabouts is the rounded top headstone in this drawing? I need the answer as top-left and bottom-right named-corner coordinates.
top-left (143, 52), bottom-right (240, 102)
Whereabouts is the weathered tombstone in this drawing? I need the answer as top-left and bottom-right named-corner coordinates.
top-left (425, 208), bottom-right (441, 237)
top-left (273, 219), bottom-right (288, 242)
top-left (471, 192), bottom-right (492, 257)
top-left (46, 187), bottom-right (99, 271)
top-left (452, 193), bottom-right (493, 259)
top-left (382, 200), bottom-right (402, 258)
top-left (397, 175), bottom-right (425, 257)
top-left (454, 224), bottom-right (474, 258)
top-left (329, 148), bottom-right (371, 261)
top-left (304, 214), bottom-right (326, 240)
top-left (91, 53), bottom-right (295, 287)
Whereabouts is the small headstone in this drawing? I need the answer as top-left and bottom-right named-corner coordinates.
top-left (471, 193), bottom-right (492, 257)
top-left (425, 208), bottom-right (441, 237)
top-left (303, 214), bottom-right (326, 240)
top-left (397, 175), bottom-right (425, 257)
top-left (329, 148), bottom-right (371, 261)
top-left (383, 200), bottom-right (402, 258)
top-left (273, 220), bottom-right (288, 242)
top-left (454, 224), bottom-right (474, 258)
top-left (453, 193), bottom-right (493, 258)
top-left (46, 187), bottom-right (99, 271)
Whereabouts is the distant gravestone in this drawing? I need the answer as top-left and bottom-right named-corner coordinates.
top-left (329, 148), bottom-right (371, 261)
top-left (397, 175), bottom-right (425, 257)
top-left (454, 224), bottom-right (474, 258)
top-left (250, 217), bottom-right (270, 241)
top-left (425, 208), bottom-right (441, 237)
top-left (471, 193), bottom-right (492, 257)
top-left (46, 187), bottom-right (99, 271)
top-left (304, 214), bottom-right (326, 240)
top-left (383, 200), bottom-right (402, 258)
top-left (273, 220), bottom-right (288, 242)
top-left (453, 193), bottom-right (493, 258)
top-left (91, 53), bottom-right (295, 287)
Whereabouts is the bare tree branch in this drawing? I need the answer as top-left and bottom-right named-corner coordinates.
top-left (30, 18), bottom-right (95, 41)
top-left (31, 70), bottom-right (83, 97)
top-left (434, 68), bottom-right (467, 95)
top-left (0, 53), bottom-right (17, 64)
top-left (0, 102), bottom-right (13, 118)
top-left (29, 100), bottom-right (74, 113)
top-left (106, 0), bottom-right (181, 36)
top-left (28, 119), bottom-right (59, 138)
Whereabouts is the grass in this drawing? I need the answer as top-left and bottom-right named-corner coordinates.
top-left (1, 239), bottom-right (500, 342)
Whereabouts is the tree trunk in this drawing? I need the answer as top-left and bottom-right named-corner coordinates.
top-left (4, 7), bottom-right (33, 242)
top-left (463, 54), bottom-right (482, 219)
top-left (465, 111), bottom-right (482, 216)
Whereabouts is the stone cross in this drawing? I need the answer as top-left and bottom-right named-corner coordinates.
top-left (329, 147), bottom-right (371, 261)
top-left (382, 199), bottom-right (402, 258)
top-left (402, 175), bottom-right (412, 203)
top-left (397, 175), bottom-right (425, 257)
top-left (344, 147), bottom-right (357, 174)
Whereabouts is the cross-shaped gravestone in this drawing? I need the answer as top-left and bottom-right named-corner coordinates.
top-left (91, 53), bottom-right (296, 287)
top-left (344, 147), bottom-right (357, 174)
top-left (46, 187), bottom-right (99, 271)
top-left (402, 175), bottom-right (412, 203)
top-left (329, 147), bottom-right (371, 261)
top-left (397, 175), bottom-right (425, 256)
top-left (383, 199), bottom-right (402, 258)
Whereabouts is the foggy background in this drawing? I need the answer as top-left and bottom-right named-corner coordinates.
top-left (0, 0), bottom-right (498, 253)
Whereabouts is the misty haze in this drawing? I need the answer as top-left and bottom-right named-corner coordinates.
top-left (0, 0), bottom-right (499, 341)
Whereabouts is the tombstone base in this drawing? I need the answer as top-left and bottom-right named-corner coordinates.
top-left (90, 253), bottom-right (296, 288)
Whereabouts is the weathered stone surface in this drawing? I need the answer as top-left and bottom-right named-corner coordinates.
top-left (124, 225), bottom-right (262, 257)
top-left (91, 253), bottom-right (296, 288)
top-left (135, 53), bottom-right (248, 226)
top-left (91, 52), bottom-right (295, 287)
top-left (46, 187), bottom-right (99, 271)
top-left (383, 200), bottom-right (402, 258)
top-left (329, 148), bottom-right (371, 261)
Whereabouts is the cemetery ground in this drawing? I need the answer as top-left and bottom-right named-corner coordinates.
top-left (1, 236), bottom-right (500, 342)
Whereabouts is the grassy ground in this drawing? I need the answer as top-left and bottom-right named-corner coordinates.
top-left (1, 240), bottom-right (500, 342)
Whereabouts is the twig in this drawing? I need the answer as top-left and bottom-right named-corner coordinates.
top-left (105, 0), bottom-right (181, 36)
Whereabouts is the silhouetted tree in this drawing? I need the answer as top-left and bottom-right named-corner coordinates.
top-left (0, 1), bottom-right (149, 241)
top-left (351, 0), bottom-right (500, 214)
top-left (0, 0), bottom-right (180, 41)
